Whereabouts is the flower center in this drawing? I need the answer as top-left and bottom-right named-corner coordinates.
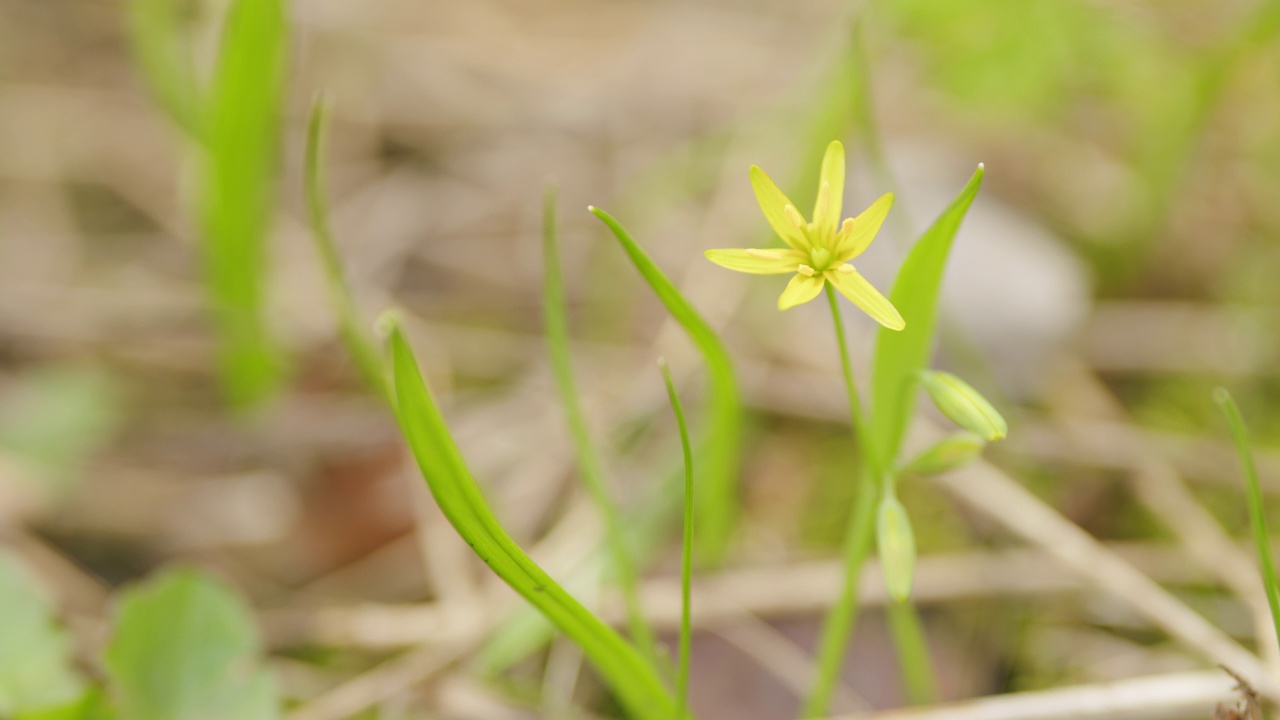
top-left (808, 246), bottom-right (832, 271)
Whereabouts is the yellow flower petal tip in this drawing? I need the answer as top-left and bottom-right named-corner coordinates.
top-left (713, 142), bottom-right (902, 318)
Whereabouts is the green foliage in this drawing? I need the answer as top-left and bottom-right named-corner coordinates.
top-left (385, 320), bottom-right (680, 720)
top-left (543, 187), bottom-right (657, 660)
top-left (1215, 388), bottom-right (1280, 655)
top-left (129, 0), bottom-right (289, 408)
top-left (658, 359), bottom-right (695, 720)
top-left (104, 569), bottom-right (279, 720)
top-left (589, 206), bottom-right (743, 564)
top-left (127, 0), bottom-right (202, 136)
top-left (0, 554), bottom-right (83, 715)
top-left (305, 95), bottom-right (391, 402)
top-left (199, 0), bottom-right (289, 408)
top-left (870, 166), bottom-right (985, 469)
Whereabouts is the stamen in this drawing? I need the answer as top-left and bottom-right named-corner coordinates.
top-left (839, 218), bottom-right (855, 236)
top-left (745, 249), bottom-right (782, 259)
top-left (797, 264), bottom-right (816, 277)
top-left (784, 204), bottom-right (806, 229)
top-left (837, 263), bottom-right (855, 274)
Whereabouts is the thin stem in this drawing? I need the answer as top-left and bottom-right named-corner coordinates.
top-left (886, 601), bottom-right (939, 704)
top-left (806, 287), bottom-right (939, 714)
top-left (1215, 388), bottom-right (1280, 655)
top-left (660, 359), bottom-right (695, 720)
top-left (803, 286), bottom-right (881, 717)
top-left (543, 186), bottom-right (658, 664)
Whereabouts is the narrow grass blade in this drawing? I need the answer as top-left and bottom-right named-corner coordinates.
top-left (200, 0), bottom-right (288, 408)
top-left (543, 186), bottom-right (657, 661)
top-left (589, 206), bottom-right (742, 564)
top-left (869, 166), bottom-right (984, 468)
top-left (386, 322), bottom-right (678, 720)
top-left (127, 0), bottom-right (203, 137)
top-left (658, 359), bottom-right (694, 720)
top-left (305, 95), bottom-right (390, 402)
top-left (1214, 388), bottom-right (1280, 655)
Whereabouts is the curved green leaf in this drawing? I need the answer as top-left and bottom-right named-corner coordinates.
top-left (869, 166), bottom-right (984, 468)
top-left (589, 206), bottom-right (742, 564)
top-left (387, 323), bottom-right (678, 720)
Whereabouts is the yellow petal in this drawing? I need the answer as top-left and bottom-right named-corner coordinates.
top-left (777, 273), bottom-right (825, 310)
top-left (749, 165), bottom-right (809, 251)
top-left (825, 267), bottom-right (904, 330)
top-left (705, 248), bottom-right (803, 275)
top-left (814, 141), bottom-right (844, 240)
top-left (835, 193), bottom-right (894, 260)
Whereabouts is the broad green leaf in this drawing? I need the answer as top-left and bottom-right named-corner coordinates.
top-left (869, 166), bottom-right (984, 469)
top-left (200, 0), bottom-right (288, 408)
top-left (17, 688), bottom-right (114, 720)
top-left (386, 321), bottom-right (679, 720)
top-left (104, 568), bottom-right (279, 720)
top-left (127, 0), bottom-right (203, 137)
top-left (304, 95), bottom-right (390, 402)
top-left (0, 554), bottom-right (83, 714)
top-left (589, 207), bottom-right (742, 564)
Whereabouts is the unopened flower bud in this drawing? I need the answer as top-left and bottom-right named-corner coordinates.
top-left (921, 371), bottom-right (1007, 441)
top-left (902, 432), bottom-right (987, 476)
top-left (877, 493), bottom-right (916, 604)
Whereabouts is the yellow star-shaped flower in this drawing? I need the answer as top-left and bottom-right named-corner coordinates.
top-left (706, 141), bottom-right (905, 330)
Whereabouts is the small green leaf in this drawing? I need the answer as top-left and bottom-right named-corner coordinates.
top-left (919, 371), bottom-right (1007, 441)
top-left (0, 553), bottom-right (83, 715)
top-left (870, 166), bottom-right (984, 468)
top-left (589, 206), bottom-right (743, 564)
top-left (901, 431), bottom-right (986, 476)
top-left (200, 0), bottom-right (289, 408)
top-left (104, 568), bottom-right (278, 720)
top-left (876, 494), bottom-right (917, 604)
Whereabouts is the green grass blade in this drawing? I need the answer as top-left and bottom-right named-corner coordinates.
top-left (543, 186), bottom-right (658, 662)
top-left (200, 0), bottom-right (288, 408)
top-left (127, 0), bottom-right (203, 137)
top-left (386, 322), bottom-right (678, 720)
top-left (1214, 388), bottom-right (1280, 654)
top-left (658, 359), bottom-right (694, 720)
top-left (305, 95), bottom-right (390, 402)
top-left (588, 206), bottom-right (742, 564)
top-left (869, 166), bottom-right (985, 468)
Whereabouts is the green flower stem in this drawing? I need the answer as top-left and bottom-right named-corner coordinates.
top-left (803, 286), bottom-right (881, 718)
top-left (659, 359), bottom-right (695, 720)
top-left (805, 287), bottom-right (937, 716)
top-left (543, 186), bottom-right (658, 664)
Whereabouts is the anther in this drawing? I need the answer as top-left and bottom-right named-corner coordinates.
top-left (838, 264), bottom-right (855, 274)
top-left (797, 264), bottom-right (816, 277)
top-left (840, 218), bottom-right (855, 235)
